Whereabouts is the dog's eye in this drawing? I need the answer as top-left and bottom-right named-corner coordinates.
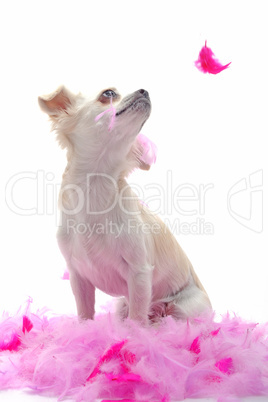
top-left (99, 89), bottom-right (119, 104)
top-left (102, 90), bottom-right (117, 98)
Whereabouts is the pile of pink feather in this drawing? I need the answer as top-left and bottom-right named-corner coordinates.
top-left (0, 300), bottom-right (268, 401)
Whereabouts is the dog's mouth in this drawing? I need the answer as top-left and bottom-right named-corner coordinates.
top-left (116, 89), bottom-right (151, 117)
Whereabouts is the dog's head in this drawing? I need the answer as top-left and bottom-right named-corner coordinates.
top-left (39, 86), bottom-right (152, 174)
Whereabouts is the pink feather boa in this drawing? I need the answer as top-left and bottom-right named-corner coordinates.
top-left (0, 300), bottom-right (268, 401)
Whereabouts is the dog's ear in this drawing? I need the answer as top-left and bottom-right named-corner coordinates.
top-left (38, 86), bottom-right (75, 116)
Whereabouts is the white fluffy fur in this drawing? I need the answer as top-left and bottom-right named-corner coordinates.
top-left (39, 86), bottom-right (211, 324)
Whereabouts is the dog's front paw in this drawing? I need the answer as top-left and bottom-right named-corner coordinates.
top-left (116, 297), bottom-right (149, 326)
top-left (128, 306), bottom-right (150, 326)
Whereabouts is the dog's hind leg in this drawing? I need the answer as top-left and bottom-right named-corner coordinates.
top-left (167, 283), bottom-right (212, 320)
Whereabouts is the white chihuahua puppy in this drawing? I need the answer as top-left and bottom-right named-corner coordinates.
top-left (39, 86), bottom-right (211, 324)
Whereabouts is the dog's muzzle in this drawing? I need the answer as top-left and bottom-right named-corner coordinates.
top-left (116, 89), bottom-right (151, 117)
top-left (138, 89), bottom-right (150, 99)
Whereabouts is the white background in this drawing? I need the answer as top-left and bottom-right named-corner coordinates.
top-left (0, 1), bottom-right (267, 400)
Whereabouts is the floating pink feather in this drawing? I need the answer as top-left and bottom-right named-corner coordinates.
top-left (195, 41), bottom-right (231, 74)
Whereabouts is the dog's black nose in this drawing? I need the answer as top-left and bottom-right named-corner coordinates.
top-left (139, 89), bottom-right (149, 99)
